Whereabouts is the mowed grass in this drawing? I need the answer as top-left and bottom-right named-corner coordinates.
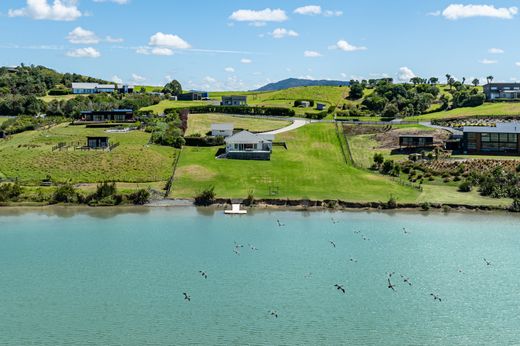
top-left (39, 94), bottom-right (79, 102)
top-left (185, 114), bottom-right (291, 136)
top-left (172, 123), bottom-right (419, 202)
top-left (140, 100), bottom-right (212, 114)
top-left (0, 124), bottom-right (176, 183)
top-left (410, 102), bottom-right (520, 121)
top-left (0, 116), bottom-right (10, 125)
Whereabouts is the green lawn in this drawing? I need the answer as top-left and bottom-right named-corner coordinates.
top-left (172, 123), bottom-right (419, 202)
top-left (140, 100), bottom-right (212, 114)
top-left (0, 116), bottom-right (10, 125)
top-left (410, 102), bottom-right (520, 121)
top-left (185, 114), bottom-right (291, 136)
top-left (39, 94), bottom-right (78, 102)
top-left (0, 124), bottom-right (176, 184)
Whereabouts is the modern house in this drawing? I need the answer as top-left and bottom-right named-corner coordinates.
top-left (71, 83), bottom-right (134, 94)
top-left (87, 136), bottom-right (109, 149)
top-left (211, 123), bottom-right (234, 137)
top-left (222, 96), bottom-right (247, 106)
top-left (462, 123), bottom-right (520, 155)
top-left (300, 101), bottom-right (311, 108)
top-left (224, 130), bottom-right (274, 160)
top-left (483, 83), bottom-right (520, 101)
top-left (178, 92), bottom-right (203, 101)
top-left (316, 103), bottom-right (326, 111)
top-left (399, 135), bottom-right (434, 148)
top-left (80, 109), bottom-right (134, 122)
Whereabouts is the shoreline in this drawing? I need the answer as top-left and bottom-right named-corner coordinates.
top-left (0, 197), bottom-right (515, 215)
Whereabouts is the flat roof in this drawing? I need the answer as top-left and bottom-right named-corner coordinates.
top-left (399, 135), bottom-right (434, 138)
top-left (463, 122), bottom-right (520, 134)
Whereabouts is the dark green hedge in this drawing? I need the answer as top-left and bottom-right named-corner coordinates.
top-left (164, 105), bottom-right (295, 117)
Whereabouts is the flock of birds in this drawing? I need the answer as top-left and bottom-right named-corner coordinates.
top-left (181, 219), bottom-right (495, 318)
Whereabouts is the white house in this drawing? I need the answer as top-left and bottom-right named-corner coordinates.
top-left (72, 83), bottom-right (134, 94)
top-left (211, 123), bottom-right (234, 137)
top-left (224, 130), bottom-right (274, 160)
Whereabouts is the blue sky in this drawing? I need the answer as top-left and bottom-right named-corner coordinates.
top-left (1, 0), bottom-right (520, 90)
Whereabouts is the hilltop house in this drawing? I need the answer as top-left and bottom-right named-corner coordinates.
top-left (72, 83), bottom-right (134, 95)
top-left (211, 123), bottom-right (234, 137)
top-left (399, 135), bottom-right (434, 148)
top-left (483, 83), bottom-right (520, 101)
top-left (224, 130), bottom-right (274, 160)
top-left (222, 96), bottom-right (247, 106)
top-left (178, 92), bottom-right (203, 101)
top-left (462, 123), bottom-right (520, 155)
top-left (80, 109), bottom-right (134, 122)
top-left (316, 103), bottom-right (326, 111)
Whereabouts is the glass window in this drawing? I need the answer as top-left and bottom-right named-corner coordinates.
top-left (500, 133), bottom-right (509, 142)
top-left (481, 133), bottom-right (490, 142)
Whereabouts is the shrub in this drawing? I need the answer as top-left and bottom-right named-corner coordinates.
top-left (386, 196), bottom-right (398, 209)
top-left (52, 183), bottom-right (79, 204)
top-left (194, 186), bottom-right (216, 206)
top-left (381, 160), bottom-right (395, 175)
top-left (458, 181), bottom-right (472, 192)
top-left (0, 181), bottom-right (23, 202)
top-left (421, 202), bottom-right (430, 211)
top-left (128, 189), bottom-right (150, 205)
top-left (510, 199), bottom-right (520, 212)
top-left (244, 190), bottom-right (255, 206)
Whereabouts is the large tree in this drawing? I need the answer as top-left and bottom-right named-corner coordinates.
top-left (472, 78), bottom-right (480, 87)
top-left (163, 80), bottom-right (183, 96)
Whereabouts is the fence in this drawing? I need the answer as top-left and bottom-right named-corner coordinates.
top-left (164, 150), bottom-right (182, 197)
top-left (334, 122), bottom-right (349, 166)
top-left (391, 177), bottom-right (423, 192)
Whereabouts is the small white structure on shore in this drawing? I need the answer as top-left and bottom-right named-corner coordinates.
top-left (225, 203), bottom-right (247, 215)
top-left (211, 123), bottom-right (234, 137)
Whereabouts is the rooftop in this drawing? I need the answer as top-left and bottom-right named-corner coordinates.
top-left (225, 130), bottom-right (274, 144)
top-left (463, 122), bottom-right (520, 134)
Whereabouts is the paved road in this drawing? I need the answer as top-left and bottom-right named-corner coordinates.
top-left (261, 119), bottom-right (311, 135)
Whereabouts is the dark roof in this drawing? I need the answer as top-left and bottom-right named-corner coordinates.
top-left (80, 109), bottom-right (133, 114)
top-left (399, 135), bottom-right (434, 138)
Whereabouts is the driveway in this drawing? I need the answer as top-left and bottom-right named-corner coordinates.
top-left (261, 119), bottom-right (310, 135)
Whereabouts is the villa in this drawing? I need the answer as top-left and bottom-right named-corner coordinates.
top-left (222, 96), bottom-right (247, 106)
top-left (399, 135), bottom-right (434, 148)
top-left (462, 123), bottom-right (520, 155)
top-left (71, 83), bottom-right (134, 94)
top-left (211, 123), bottom-right (234, 137)
top-left (80, 109), bottom-right (134, 122)
top-left (224, 130), bottom-right (274, 160)
top-left (86, 136), bottom-right (109, 149)
top-left (483, 83), bottom-right (520, 101)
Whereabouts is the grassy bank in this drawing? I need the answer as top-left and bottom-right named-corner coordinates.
top-left (410, 102), bottom-right (520, 121)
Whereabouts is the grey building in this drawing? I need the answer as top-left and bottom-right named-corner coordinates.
top-left (483, 83), bottom-right (520, 100)
top-left (462, 122), bottom-right (520, 154)
top-left (72, 83), bottom-right (134, 94)
top-left (211, 123), bottom-right (234, 137)
top-left (222, 96), bottom-right (247, 106)
top-left (224, 130), bottom-right (274, 160)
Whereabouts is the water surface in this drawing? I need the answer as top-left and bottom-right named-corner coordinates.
top-left (0, 208), bottom-right (519, 345)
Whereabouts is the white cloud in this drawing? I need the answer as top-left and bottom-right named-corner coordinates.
top-left (204, 76), bottom-right (217, 83)
top-left (66, 27), bottom-right (99, 44)
top-left (131, 73), bottom-right (146, 83)
top-left (224, 67), bottom-right (235, 73)
top-left (398, 67), bottom-right (416, 82)
top-left (340, 72), bottom-right (348, 78)
top-left (336, 40), bottom-right (367, 52)
top-left (66, 47), bottom-right (100, 58)
top-left (304, 50), bottom-right (322, 57)
top-left (270, 28), bottom-right (299, 39)
top-left (442, 4), bottom-right (518, 20)
top-left (489, 48), bottom-right (504, 54)
top-left (9, 0), bottom-right (82, 21)
top-left (323, 10), bottom-right (343, 17)
top-left (112, 75), bottom-right (123, 84)
top-left (148, 32), bottom-right (191, 49)
top-left (241, 58), bottom-right (252, 64)
top-left (427, 10), bottom-right (441, 16)
top-left (294, 5), bottom-right (321, 15)
top-left (105, 35), bottom-right (124, 43)
top-left (165, 75), bottom-right (173, 82)
top-left (136, 46), bottom-right (173, 56)
top-left (515, 62), bottom-right (520, 67)
top-left (479, 59), bottom-right (498, 64)
top-left (93, 0), bottom-right (129, 4)
top-left (229, 8), bottom-right (288, 25)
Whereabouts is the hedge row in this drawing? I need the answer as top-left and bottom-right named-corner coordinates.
top-left (164, 105), bottom-right (296, 117)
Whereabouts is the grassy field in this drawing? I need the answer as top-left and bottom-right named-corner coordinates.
top-left (410, 102), bottom-right (520, 121)
top-left (140, 100), bottom-right (212, 114)
top-left (185, 114), bottom-right (291, 136)
top-left (0, 116), bottom-right (11, 125)
top-left (0, 123), bottom-right (176, 184)
top-left (39, 94), bottom-right (78, 102)
top-left (172, 123), bottom-right (420, 202)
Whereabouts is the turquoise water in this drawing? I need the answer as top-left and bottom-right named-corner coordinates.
top-left (1, 208), bottom-right (520, 345)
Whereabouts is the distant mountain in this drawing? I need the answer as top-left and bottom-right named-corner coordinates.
top-left (255, 78), bottom-right (350, 92)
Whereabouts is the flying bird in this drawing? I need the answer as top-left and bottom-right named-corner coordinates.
top-left (387, 278), bottom-right (396, 291)
top-left (334, 284), bottom-right (346, 294)
top-left (349, 258), bottom-right (358, 263)
top-left (430, 293), bottom-right (442, 302)
top-left (198, 271), bottom-right (207, 279)
top-left (183, 292), bottom-right (191, 301)
top-left (331, 217), bottom-right (339, 224)
top-left (276, 219), bottom-right (285, 227)
top-left (329, 240), bottom-right (336, 248)
top-left (403, 227), bottom-right (410, 235)
top-left (233, 248), bottom-right (240, 256)
top-left (483, 258), bottom-right (492, 266)
top-left (269, 310), bottom-right (278, 318)
top-left (248, 243), bottom-right (258, 251)
top-left (400, 274), bottom-right (412, 286)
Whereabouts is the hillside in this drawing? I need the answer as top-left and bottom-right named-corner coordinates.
top-left (0, 65), bottom-right (109, 96)
top-left (255, 78), bottom-right (350, 92)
